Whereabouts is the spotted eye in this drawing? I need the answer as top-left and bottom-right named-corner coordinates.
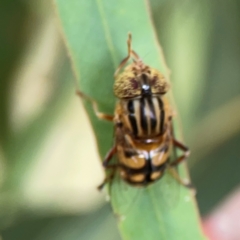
top-left (114, 70), bottom-right (141, 98)
top-left (150, 77), bottom-right (157, 86)
top-left (148, 69), bottom-right (169, 94)
top-left (130, 79), bottom-right (139, 89)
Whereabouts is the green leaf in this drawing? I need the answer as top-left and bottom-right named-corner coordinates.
top-left (54, 1), bottom-right (206, 239)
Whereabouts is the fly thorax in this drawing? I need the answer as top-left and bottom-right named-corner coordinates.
top-left (120, 95), bottom-right (166, 138)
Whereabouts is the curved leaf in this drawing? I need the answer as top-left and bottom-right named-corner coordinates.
top-left (54, 1), bottom-right (206, 239)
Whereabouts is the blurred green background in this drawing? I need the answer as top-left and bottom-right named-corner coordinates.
top-left (0, 0), bottom-right (239, 239)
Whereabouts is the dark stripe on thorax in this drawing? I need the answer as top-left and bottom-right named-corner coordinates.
top-left (140, 98), bottom-right (148, 133)
top-left (127, 100), bottom-right (138, 136)
top-left (157, 97), bottom-right (165, 134)
top-left (147, 98), bottom-right (157, 133)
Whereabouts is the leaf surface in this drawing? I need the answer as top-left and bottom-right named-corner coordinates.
top-left (54, 1), bottom-right (206, 239)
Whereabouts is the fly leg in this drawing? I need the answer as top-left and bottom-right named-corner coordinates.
top-left (76, 90), bottom-right (114, 122)
top-left (169, 139), bottom-right (195, 192)
top-left (98, 146), bottom-right (118, 190)
top-left (102, 145), bottom-right (117, 167)
top-left (97, 168), bottom-right (117, 191)
top-left (168, 167), bottom-right (195, 193)
top-left (170, 138), bottom-right (190, 167)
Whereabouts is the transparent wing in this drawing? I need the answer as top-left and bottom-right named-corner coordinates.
top-left (108, 157), bottom-right (143, 219)
top-left (150, 166), bottom-right (180, 210)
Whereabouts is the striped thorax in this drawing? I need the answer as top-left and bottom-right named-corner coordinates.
top-left (120, 95), bottom-right (169, 138)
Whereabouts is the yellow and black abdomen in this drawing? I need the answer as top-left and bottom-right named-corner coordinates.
top-left (117, 137), bottom-right (171, 186)
top-left (120, 96), bottom-right (169, 138)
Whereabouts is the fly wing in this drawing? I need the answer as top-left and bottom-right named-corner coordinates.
top-left (108, 155), bottom-right (142, 219)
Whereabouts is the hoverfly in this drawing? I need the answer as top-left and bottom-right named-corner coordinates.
top-left (77, 33), bottom-right (193, 191)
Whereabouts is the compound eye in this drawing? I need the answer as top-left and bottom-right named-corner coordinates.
top-left (114, 73), bottom-right (141, 98)
top-left (148, 69), bottom-right (169, 94)
top-left (130, 79), bottom-right (139, 89)
top-left (150, 77), bottom-right (157, 87)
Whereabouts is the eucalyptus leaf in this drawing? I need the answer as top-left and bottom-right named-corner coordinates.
top-left (54, 1), bottom-right (206, 239)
